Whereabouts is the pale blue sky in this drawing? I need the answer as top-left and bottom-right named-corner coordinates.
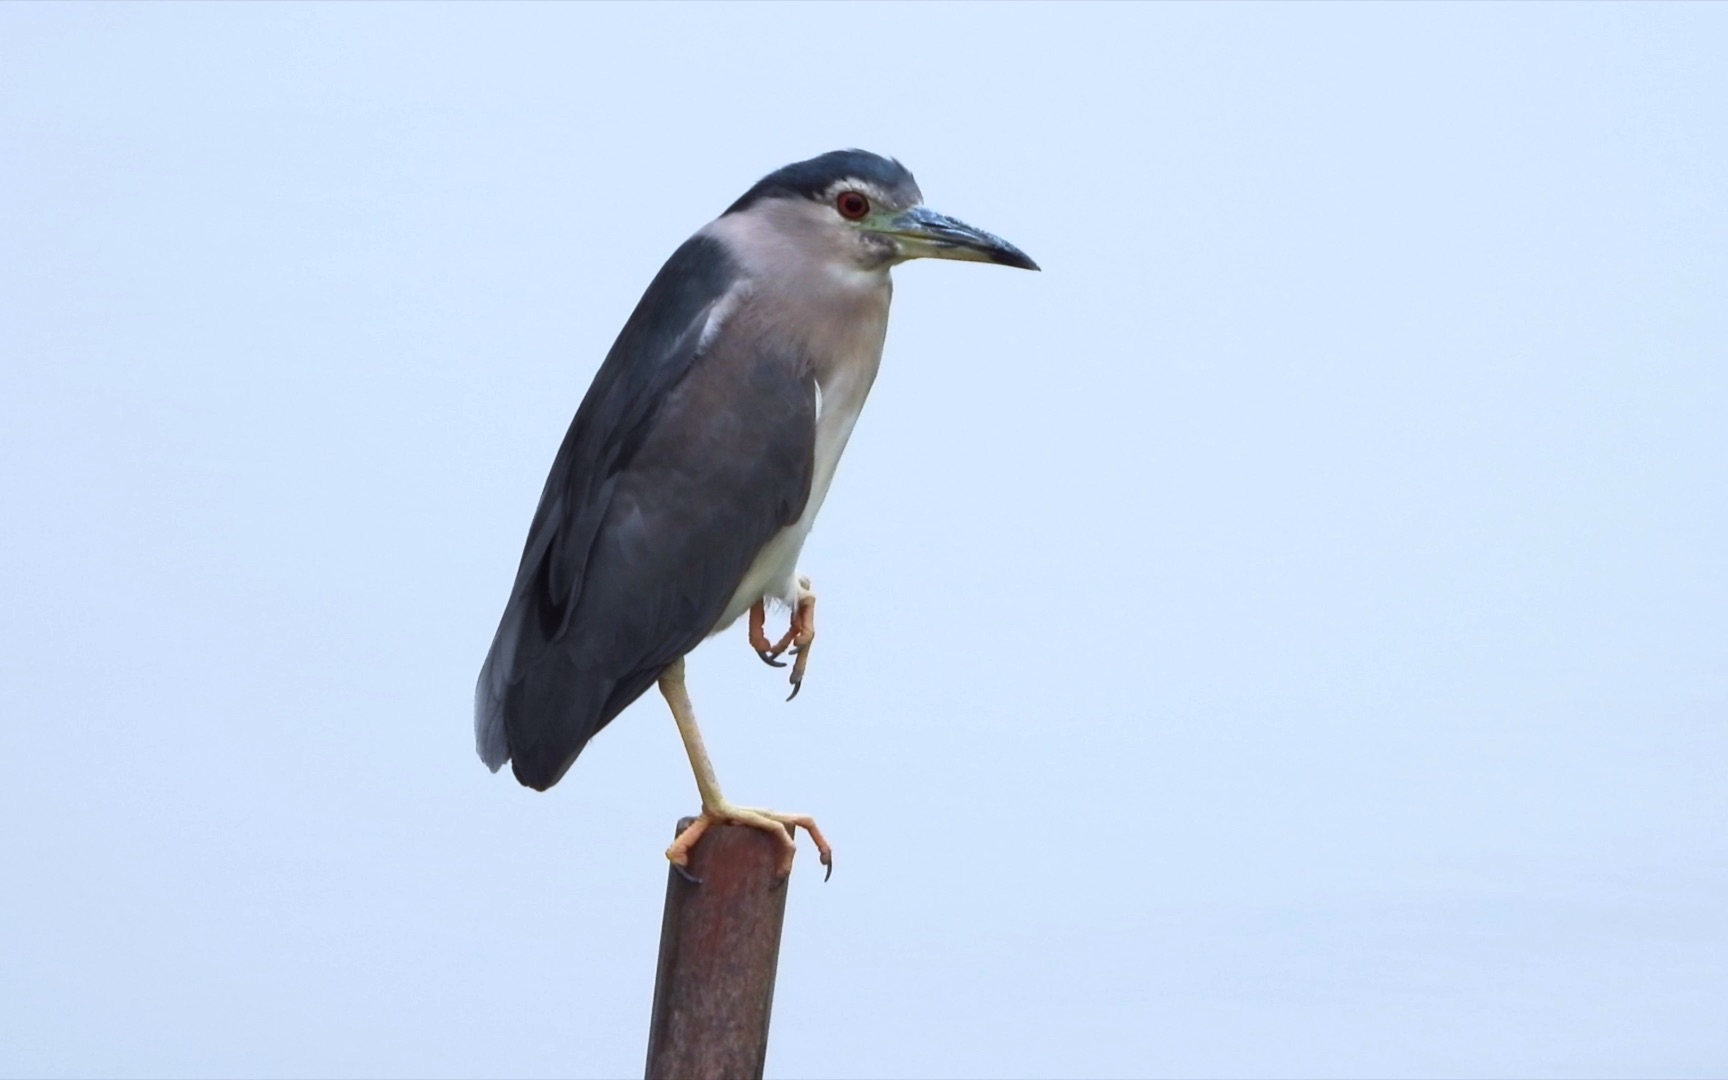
top-left (2, 3), bottom-right (1725, 1078)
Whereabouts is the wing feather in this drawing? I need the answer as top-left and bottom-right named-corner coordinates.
top-left (474, 233), bottom-right (815, 790)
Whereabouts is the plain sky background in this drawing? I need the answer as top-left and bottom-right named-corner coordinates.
top-left (3, 3), bottom-right (1725, 1078)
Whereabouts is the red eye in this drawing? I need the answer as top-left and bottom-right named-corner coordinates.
top-left (836, 191), bottom-right (870, 220)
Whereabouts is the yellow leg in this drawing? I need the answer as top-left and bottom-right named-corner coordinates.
top-left (659, 657), bottom-right (833, 880)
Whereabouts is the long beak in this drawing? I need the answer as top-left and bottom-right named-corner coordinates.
top-left (876, 206), bottom-right (1040, 270)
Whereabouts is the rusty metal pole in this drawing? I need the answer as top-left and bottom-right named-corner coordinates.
top-left (644, 818), bottom-right (794, 1080)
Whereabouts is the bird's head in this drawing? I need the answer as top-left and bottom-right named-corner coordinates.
top-left (722, 149), bottom-right (1039, 276)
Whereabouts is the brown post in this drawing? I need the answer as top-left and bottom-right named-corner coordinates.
top-left (644, 818), bottom-right (793, 1080)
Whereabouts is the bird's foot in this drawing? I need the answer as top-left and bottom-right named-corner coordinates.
top-left (748, 600), bottom-right (786, 668)
top-left (746, 578), bottom-right (817, 699)
top-left (784, 578), bottom-right (816, 700)
top-left (665, 801), bottom-right (834, 883)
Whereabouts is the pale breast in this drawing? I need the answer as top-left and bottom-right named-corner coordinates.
top-left (711, 283), bottom-right (890, 632)
top-left (696, 210), bottom-right (895, 633)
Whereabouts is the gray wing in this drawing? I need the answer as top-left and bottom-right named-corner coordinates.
top-left (475, 234), bottom-right (816, 791)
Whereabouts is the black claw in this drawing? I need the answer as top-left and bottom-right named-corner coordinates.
top-left (756, 650), bottom-right (787, 668)
top-left (786, 679), bottom-right (802, 702)
top-left (671, 862), bottom-right (703, 886)
top-left (823, 860), bottom-right (833, 883)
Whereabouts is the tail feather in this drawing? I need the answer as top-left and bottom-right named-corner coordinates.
top-left (482, 651), bottom-right (666, 792)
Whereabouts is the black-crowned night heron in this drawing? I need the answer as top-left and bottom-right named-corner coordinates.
top-left (476, 149), bottom-right (1036, 880)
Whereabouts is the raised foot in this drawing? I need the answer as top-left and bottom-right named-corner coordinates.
top-left (744, 580), bottom-right (817, 699)
top-left (665, 802), bottom-right (834, 883)
top-left (783, 578), bottom-right (816, 700)
top-left (748, 601), bottom-right (786, 668)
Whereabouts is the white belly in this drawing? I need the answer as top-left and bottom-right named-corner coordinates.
top-left (713, 357), bottom-right (878, 632)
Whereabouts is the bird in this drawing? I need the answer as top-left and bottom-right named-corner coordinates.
top-left (474, 149), bottom-right (1037, 880)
